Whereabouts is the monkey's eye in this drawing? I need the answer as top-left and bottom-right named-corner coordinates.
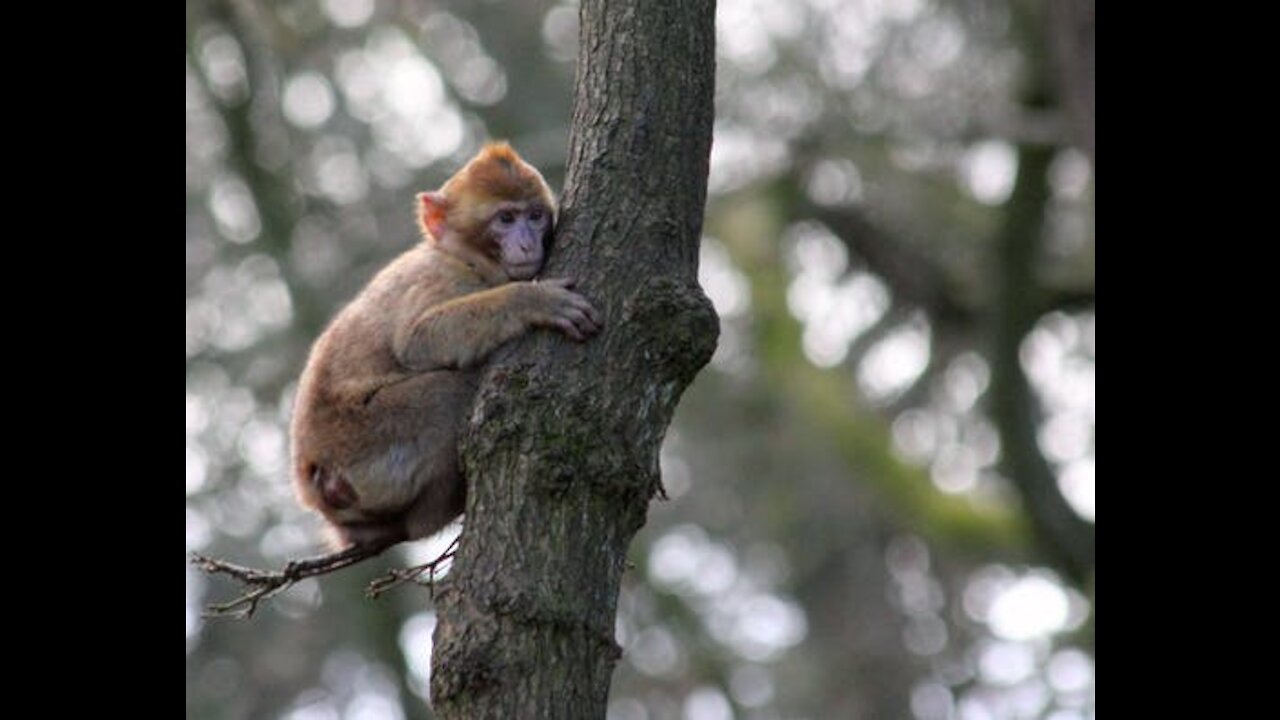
top-left (498, 210), bottom-right (517, 224)
top-left (529, 209), bottom-right (545, 223)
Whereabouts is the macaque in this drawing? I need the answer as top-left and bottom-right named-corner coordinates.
top-left (290, 142), bottom-right (602, 551)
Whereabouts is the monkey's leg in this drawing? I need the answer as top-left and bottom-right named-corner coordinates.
top-left (399, 457), bottom-right (466, 542)
top-left (335, 370), bottom-right (476, 544)
top-left (330, 516), bottom-right (410, 550)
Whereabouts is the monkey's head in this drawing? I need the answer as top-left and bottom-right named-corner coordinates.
top-left (418, 142), bottom-right (558, 281)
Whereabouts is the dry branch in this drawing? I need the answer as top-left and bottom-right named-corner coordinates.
top-left (366, 536), bottom-right (460, 600)
top-left (191, 536), bottom-right (457, 619)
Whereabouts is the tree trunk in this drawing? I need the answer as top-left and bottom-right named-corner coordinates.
top-left (429, 1), bottom-right (719, 717)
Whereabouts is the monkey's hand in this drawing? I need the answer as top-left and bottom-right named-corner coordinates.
top-left (532, 278), bottom-right (604, 341)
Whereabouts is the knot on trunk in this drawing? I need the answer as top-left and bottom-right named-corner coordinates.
top-left (620, 275), bottom-right (719, 387)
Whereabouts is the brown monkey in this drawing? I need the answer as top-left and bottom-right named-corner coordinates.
top-left (290, 142), bottom-right (601, 551)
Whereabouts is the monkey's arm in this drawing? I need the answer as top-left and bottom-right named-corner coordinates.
top-left (393, 281), bottom-right (600, 370)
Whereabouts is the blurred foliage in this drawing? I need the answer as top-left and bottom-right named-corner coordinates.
top-left (186, 0), bottom-right (1094, 719)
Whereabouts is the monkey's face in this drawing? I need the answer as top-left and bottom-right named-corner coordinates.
top-left (489, 202), bottom-right (553, 280)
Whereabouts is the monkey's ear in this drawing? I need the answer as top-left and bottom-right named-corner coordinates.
top-left (417, 192), bottom-right (449, 241)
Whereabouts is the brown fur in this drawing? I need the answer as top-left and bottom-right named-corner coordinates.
top-left (291, 143), bottom-right (600, 550)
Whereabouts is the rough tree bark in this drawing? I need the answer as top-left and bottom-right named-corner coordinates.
top-left (429, 1), bottom-right (719, 717)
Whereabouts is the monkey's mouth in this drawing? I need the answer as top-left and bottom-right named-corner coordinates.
top-left (509, 262), bottom-right (541, 278)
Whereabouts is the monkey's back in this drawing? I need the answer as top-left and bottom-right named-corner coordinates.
top-left (290, 244), bottom-right (484, 516)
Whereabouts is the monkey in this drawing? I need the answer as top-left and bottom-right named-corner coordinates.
top-left (289, 142), bottom-right (602, 552)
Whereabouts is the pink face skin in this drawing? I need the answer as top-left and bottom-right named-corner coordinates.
top-left (491, 201), bottom-right (553, 280)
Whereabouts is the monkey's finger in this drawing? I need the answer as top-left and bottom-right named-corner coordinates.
top-left (560, 307), bottom-right (596, 332)
top-left (545, 277), bottom-right (576, 289)
top-left (578, 303), bottom-right (604, 330)
top-left (559, 293), bottom-right (603, 330)
top-left (579, 309), bottom-right (602, 334)
top-left (564, 292), bottom-right (597, 314)
top-left (552, 317), bottom-right (586, 341)
top-left (568, 309), bottom-right (600, 335)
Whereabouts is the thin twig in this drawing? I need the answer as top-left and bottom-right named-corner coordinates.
top-left (366, 536), bottom-right (460, 600)
top-left (191, 539), bottom-right (397, 620)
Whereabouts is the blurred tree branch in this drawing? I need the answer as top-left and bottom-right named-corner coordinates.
top-left (190, 1), bottom-right (328, 337)
top-left (784, 161), bottom-right (1095, 584)
top-left (988, 140), bottom-right (1094, 585)
top-left (983, 1), bottom-right (1095, 585)
top-left (799, 198), bottom-right (979, 330)
top-left (724, 164), bottom-right (1094, 586)
top-left (1042, 286), bottom-right (1096, 315)
top-left (1049, 0), bottom-right (1096, 164)
top-left (711, 188), bottom-right (1034, 559)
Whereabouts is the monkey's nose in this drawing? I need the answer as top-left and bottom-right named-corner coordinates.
top-left (519, 226), bottom-right (537, 253)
